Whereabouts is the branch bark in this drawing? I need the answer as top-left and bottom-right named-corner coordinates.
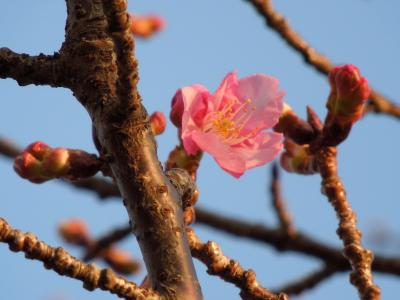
top-left (0, 48), bottom-right (66, 87)
top-left (57, 1), bottom-right (201, 298)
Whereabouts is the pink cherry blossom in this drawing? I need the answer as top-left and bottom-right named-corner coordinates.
top-left (175, 71), bottom-right (284, 178)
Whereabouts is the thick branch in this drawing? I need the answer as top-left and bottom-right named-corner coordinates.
top-left (59, 1), bottom-right (201, 298)
top-left (0, 217), bottom-right (160, 300)
top-left (0, 48), bottom-right (66, 87)
top-left (247, 0), bottom-right (400, 119)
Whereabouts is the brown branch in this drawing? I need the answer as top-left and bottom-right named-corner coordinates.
top-left (316, 147), bottom-right (380, 299)
top-left (83, 225), bottom-right (132, 261)
top-left (270, 164), bottom-right (295, 236)
top-left (69, 177), bottom-right (120, 199)
top-left (0, 217), bottom-right (161, 300)
top-left (187, 227), bottom-right (287, 300)
top-left (0, 48), bottom-right (66, 87)
top-left (0, 136), bottom-right (19, 158)
top-left (59, 1), bottom-right (201, 298)
top-left (273, 264), bottom-right (339, 296)
top-left (247, 0), bottom-right (400, 119)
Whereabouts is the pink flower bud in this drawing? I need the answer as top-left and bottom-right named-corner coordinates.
top-left (150, 111), bottom-right (166, 135)
top-left (42, 147), bottom-right (70, 176)
top-left (59, 219), bottom-right (90, 246)
top-left (25, 141), bottom-right (51, 160)
top-left (13, 152), bottom-right (49, 183)
top-left (130, 14), bottom-right (165, 38)
top-left (170, 89), bottom-right (185, 128)
top-left (327, 64), bottom-right (370, 124)
top-left (170, 84), bottom-right (210, 129)
top-left (103, 248), bottom-right (140, 274)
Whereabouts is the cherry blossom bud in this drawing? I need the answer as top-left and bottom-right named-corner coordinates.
top-left (274, 103), bottom-right (316, 145)
top-left (280, 139), bottom-right (317, 175)
top-left (42, 148), bottom-right (70, 176)
top-left (130, 14), bottom-right (165, 38)
top-left (103, 248), bottom-right (140, 274)
top-left (59, 219), bottom-right (90, 246)
top-left (25, 141), bottom-right (51, 160)
top-left (13, 152), bottom-right (49, 183)
top-left (170, 85), bottom-right (209, 129)
top-left (327, 64), bottom-right (370, 124)
top-left (170, 89), bottom-right (185, 128)
top-left (150, 111), bottom-right (166, 135)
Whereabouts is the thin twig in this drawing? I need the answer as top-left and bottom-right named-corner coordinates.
top-left (246, 0), bottom-right (400, 119)
top-left (187, 227), bottom-right (287, 300)
top-left (83, 225), bottom-right (132, 261)
top-left (273, 264), bottom-right (340, 296)
top-left (316, 147), bottom-right (380, 299)
top-left (0, 217), bottom-right (161, 300)
top-left (270, 164), bottom-right (295, 236)
top-left (195, 208), bottom-right (400, 276)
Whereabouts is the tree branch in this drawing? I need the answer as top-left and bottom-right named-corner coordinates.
top-left (273, 264), bottom-right (339, 296)
top-left (316, 147), bottom-right (380, 299)
top-left (0, 48), bottom-right (66, 87)
top-left (246, 0), bottom-right (400, 119)
top-left (0, 217), bottom-right (160, 300)
top-left (270, 164), bottom-right (295, 236)
top-left (195, 208), bottom-right (400, 277)
top-left (58, 1), bottom-right (201, 298)
top-left (83, 224), bottom-right (132, 262)
top-left (187, 228), bottom-right (287, 300)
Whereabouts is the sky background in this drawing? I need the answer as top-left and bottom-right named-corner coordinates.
top-left (1, 1), bottom-right (400, 299)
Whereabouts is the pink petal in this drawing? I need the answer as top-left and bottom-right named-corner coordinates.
top-left (232, 131), bottom-right (283, 170)
top-left (180, 84), bottom-right (210, 155)
top-left (234, 74), bottom-right (284, 131)
top-left (191, 131), bottom-right (246, 178)
top-left (212, 71), bottom-right (238, 110)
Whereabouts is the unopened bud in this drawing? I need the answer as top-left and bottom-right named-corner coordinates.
top-left (170, 89), bottom-right (185, 128)
top-left (59, 219), bottom-right (90, 246)
top-left (14, 142), bottom-right (101, 183)
top-left (25, 141), bottom-right (51, 160)
top-left (280, 139), bottom-right (317, 175)
top-left (170, 85), bottom-right (209, 129)
top-left (165, 145), bottom-right (202, 180)
top-left (42, 148), bottom-right (70, 176)
top-left (150, 111), bottom-right (166, 135)
top-left (327, 64), bottom-right (370, 124)
top-left (13, 152), bottom-right (49, 183)
top-left (130, 14), bottom-right (165, 38)
top-left (274, 103), bottom-right (317, 145)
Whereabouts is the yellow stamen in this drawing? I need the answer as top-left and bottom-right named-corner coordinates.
top-left (203, 98), bottom-right (259, 145)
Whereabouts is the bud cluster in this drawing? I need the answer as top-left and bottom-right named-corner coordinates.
top-left (14, 141), bottom-right (101, 183)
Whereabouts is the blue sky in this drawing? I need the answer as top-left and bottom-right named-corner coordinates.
top-left (1, 1), bottom-right (399, 299)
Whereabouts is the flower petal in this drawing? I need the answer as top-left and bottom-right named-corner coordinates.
top-left (234, 74), bottom-right (284, 131)
top-left (212, 71), bottom-right (238, 110)
top-left (191, 131), bottom-right (246, 178)
top-left (181, 84), bottom-right (210, 155)
top-left (232, 131), bottom-right (283, 170)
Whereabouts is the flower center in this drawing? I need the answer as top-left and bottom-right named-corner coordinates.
top-left (203, 98), bottom-right (259, 145)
